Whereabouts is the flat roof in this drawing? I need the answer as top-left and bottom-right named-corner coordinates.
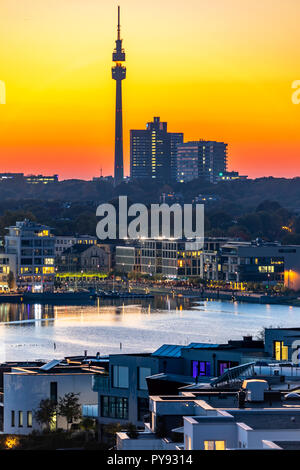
top-left (7, 365), bottom-right (105, 375)
top-left (230, 410), bottom-right (300, 430)
top-left (273, 441), bottom-right (300, 450)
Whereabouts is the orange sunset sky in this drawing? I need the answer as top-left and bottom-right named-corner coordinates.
top-left (0, 0), bottom-right (300, 180)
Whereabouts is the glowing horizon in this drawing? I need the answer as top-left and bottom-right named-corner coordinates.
top-left (0, 0), bottom-right (299, 180)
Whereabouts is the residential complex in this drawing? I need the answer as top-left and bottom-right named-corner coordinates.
top-left (116, 238), bottom-right (300, 289)
top-left (2, 328), bottom-right (300, 451)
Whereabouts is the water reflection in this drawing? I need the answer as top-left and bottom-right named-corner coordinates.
top-left (1, 297), bottom-right (299, 362)
top-left (0, 296), bottom-right (192, 325)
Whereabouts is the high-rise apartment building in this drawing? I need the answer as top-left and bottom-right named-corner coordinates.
top-left (176, 140), bottom-right (228, 183)
top-left (130, 117), bottom-right (183, 182)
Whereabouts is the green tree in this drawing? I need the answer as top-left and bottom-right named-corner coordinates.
top-left (34, 398), bottom-right (57, 432)
top-left (58, 392), bottom-right (82, 431)
top-left (79, 417), bottom-right (96, 443)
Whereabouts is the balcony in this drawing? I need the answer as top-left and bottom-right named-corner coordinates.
top-left (92, 374), bottom-right (110, 393)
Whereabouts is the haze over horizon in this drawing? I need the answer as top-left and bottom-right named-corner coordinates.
top-left (0, 0), bottom-right (299, 180)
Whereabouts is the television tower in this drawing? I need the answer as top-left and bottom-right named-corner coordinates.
top-left (112, 6), bottom-right (126, 186)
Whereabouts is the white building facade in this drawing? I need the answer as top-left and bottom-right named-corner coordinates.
top-left (3, 367), bottom-right (98, 435)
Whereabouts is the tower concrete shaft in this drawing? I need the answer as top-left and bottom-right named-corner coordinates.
top-left (112, 6), bottom-right (126, 186)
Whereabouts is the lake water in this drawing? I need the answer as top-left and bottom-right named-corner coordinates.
top-left (0, 296), bottom-right (299, 362)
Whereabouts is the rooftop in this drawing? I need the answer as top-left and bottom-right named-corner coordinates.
top-left (152, 337), bottom-right (264, 358)
top-left (229, 410), bottom-right (300, 430)
top-left (273, 441), bottom-right (300, 450)
top-left (60, 243), bottom-right (98, 255)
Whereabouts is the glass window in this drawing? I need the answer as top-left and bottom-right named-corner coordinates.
top-left (50, 382), bottom-right (57, 403)
top-left (101, 396), bottom-right (109, 417)
top-left (218, 361), bottom-right (239, 375)
top-left (192, 361), bottom-right (211, 377)
top-left (101, 396), bottom-right (128, 419)
top-left (18, 411), bottom-right (23, 427)
top-left (138, 367), bottom-right (151, 390)
top-left (204, 440), bottom-right (226, 450)
top-left (274, 341), bottom-right (288, 361)
top-left (138, 397), bottom-right (149, 421)
top-left (27, 411), bottom-right (32, 428)
top-left (11, 410), bottom-right (15, 427)
top-left (112, 365), bottom-right (129, 388)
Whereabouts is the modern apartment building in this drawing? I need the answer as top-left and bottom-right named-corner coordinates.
top-left (116, 239), bottom-right (203, 277)
top-left (4, 220), bottom-right (56, 292)
top-left (202, 240), bottom-right (300, 289)
top-left (176, 140), bottom-right (228, 184)
top-left (130, 117), bottom-right (183, 182)
top-left (92, 352), bottom-right (184, 438)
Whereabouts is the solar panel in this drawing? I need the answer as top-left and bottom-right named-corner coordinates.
top-left (40, 359), bottom-right (62, 371)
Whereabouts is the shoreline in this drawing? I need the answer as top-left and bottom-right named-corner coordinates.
top-left (130, 285), bottom-right (300, 307)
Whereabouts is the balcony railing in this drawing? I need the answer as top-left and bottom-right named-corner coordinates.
top-left (92, 374), bottom-right (110, 393)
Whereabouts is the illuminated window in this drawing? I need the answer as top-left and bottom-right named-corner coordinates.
top-left (37, 230), bottom-right (49, 237)
top-left (43, 267), bottom-right (55, 274)
top-left (27, 411), bottom-right (32, 428)
top-left (258, 266), bottom-right (275, 273)
top-left (44, 258), bottom-right (54, 265)
top-left (274, 341), bottom-right (288, 360)
top-left (204, 440), bottom-right (225, 450)
top-left (18, 411), bottom-right (23, 428)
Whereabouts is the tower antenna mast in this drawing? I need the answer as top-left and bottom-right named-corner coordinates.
top-left (112, 5), bottom-right (126, 186)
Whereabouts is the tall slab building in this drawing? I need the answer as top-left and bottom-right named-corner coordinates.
top-left (176, 140), bottom-right (228, 184)
top-left (130, 117), bottom-right (183, 182)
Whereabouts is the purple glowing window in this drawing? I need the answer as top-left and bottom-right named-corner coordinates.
top-left (192, 361), bottom-right (211, 377)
